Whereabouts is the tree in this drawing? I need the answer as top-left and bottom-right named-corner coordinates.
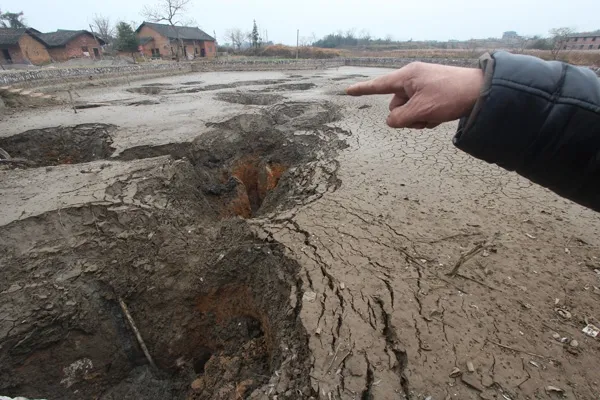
top-left (115, 22), bottom-right (139, 60)
top-left (226, 28), bottom-right (244, 51)
top-left (143, 0), bottom-right (192, 61)
top-left (0, 10), bottom-right (25, 28)
top-left (549, 27), bottom-right (574, 60)
top-left (92, 14), bottom-right (114, 43)
top-left (251, 20), bottom-right (260, 49)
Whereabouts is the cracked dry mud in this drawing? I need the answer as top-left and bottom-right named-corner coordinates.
top-left (1, 68), bottom-right (600, 400)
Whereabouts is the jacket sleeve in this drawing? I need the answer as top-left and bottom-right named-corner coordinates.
top-left (453, 51), bottom-right (600, 211)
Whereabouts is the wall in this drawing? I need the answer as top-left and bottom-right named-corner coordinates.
top-left (566, 36), bottom-right (600, 50)
top-left (17, 34), bottom-right (51, 65)
top-left (0, 62), bottom-right (192, 87)
top-left (2, 57), bottom-right (597, 89)
top-left (48, 34), bottom-right (102, 62)
top-left (201, 41), bottom-right (216, 57)
top-left (137, 26), bottom-right (172, 59)
top-left (191, 58), bottom-right (344, 72)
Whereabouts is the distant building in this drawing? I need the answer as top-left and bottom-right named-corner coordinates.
top-left (502, 31), bottom-right (519, 40)
top-left (37, 30), bottom-right (106, 61)
top-left (135, 22), bottom-right (216, 59)
top-left (0, 28), bottom-right (51, 65)
top-left (563, 32), bottom-right (600, 50)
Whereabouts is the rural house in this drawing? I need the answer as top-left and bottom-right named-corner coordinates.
top-left (37, 30), bottom-right (106, 61)
top-left (564, 32), bottom-right (600, 50)
top-left (136, 22), bottom-right (216, 59)
top-left (0, 28), bottom-right (51, 65)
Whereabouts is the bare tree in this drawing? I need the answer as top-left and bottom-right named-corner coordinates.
top-left (92, 14), bottom-right (114, 42)
top-left (225, 28), bottom-right (244, 51)
top-left (514, 35), bottom-right (531, 54)
top-left (549, 27), bottom-right (574, 60)
top-left (359, 29), bottom-right (371, 46)
top-left (142, 0), bottom-right (192, 61)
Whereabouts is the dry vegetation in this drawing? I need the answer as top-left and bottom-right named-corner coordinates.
top-left (243, 45), bottom-right (342, 59)
top-left (344, 48), bottom-right (600, 66)
top-left (236, 45), bottom-right (600, 66)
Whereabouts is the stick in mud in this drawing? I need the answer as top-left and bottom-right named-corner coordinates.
top-left (67, 90), bottom-right (77, 114)
top-left (447, 243), bottom-right (485, 277)
top-left (118, 297), bottom-right (158, 370)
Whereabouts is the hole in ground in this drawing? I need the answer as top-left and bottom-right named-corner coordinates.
top-left (0, 204), bottom-right (313, 400)
top-left (220, 156), bottom-right (288, 218)
top-left (0, 123), bottom-right (116, 167)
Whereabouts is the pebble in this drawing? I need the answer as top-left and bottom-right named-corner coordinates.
top-left (449, 367), bottom-right (462, 378)
top-left (466, 361), bottom-right (475, 373)
top-left (569, 339), bottom-right (579, 348)
top-left (552, 332), bottom-right (561, 340)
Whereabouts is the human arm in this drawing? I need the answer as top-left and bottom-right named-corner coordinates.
top-left (347, 51), bottom-right (600, 211)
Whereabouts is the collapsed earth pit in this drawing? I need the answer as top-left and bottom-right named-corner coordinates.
top-left (0, 100), bottom-right (349, 399)
top-left (0, 203), bottom-right (312, 399)
top-left (0, 123), bottom-right (116, 167)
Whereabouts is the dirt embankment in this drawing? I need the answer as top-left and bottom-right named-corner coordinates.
top-left (0, 100), bottom-right (349, 399)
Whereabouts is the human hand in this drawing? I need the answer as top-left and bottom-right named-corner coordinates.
top-left (346, 63), bottom-right (484, 129)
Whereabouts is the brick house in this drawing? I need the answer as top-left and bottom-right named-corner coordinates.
top-left (564, 32), bottom-right (600, 50)
top-left (0, 28), bottom-right (51, 65)
top-left (136, 22), bottom-right (216, 59)
top-left (37, 30), bottom-right (106, 61)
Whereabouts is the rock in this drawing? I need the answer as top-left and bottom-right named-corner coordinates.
top-left (555, 308), bottom-right (572, 319)
top-left (552, 332), bottom-right (561, 340)
top-left (302, 291), bottom-right (316, 302)
top-left (545, 385), bottom-right (563, 393)
top-left (569, 339), bottom-right (579, 348)
top-left (191, 377), bottom-right (204, 390)
top-left (449, 367), bottom-right (462, 378)
top-left (461, 373), bottom-right (484, 392)
top-left (2, 283), bottom-right (22, 294)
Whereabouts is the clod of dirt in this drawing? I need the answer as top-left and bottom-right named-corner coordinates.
top-left (0, 123), bottom-right (116, 167)
top-left (214, 92), bottom-right (285, 106)
top-left (177, 79), bottom-right (291, 94)
top-left (126, 87), bottom-right (164, 95)
top-left (256, 82), bottom-right (317, 92)
top-left (330, 74), bottom-right (368, 81)
top-left (126, 99), bottom-right (161, 106)
top-left (74, 102), bottom-right (108, 109)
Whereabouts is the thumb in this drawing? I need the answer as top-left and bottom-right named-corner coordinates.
top-left (386, 97), bottom-right (428, 128)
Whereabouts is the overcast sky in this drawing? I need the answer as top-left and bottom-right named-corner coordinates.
top-left (6, 0), bottom-right (599, 44)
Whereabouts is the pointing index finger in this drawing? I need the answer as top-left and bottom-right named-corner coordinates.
top-left (346, 69), bottom-right (409, 96)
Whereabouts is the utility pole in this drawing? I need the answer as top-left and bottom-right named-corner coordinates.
top-left (214, 30), bottom-right (218, 59)
top-left (296, 29), bottom-right (299, 59)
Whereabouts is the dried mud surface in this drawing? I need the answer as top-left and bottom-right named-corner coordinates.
top-left (1, 68), bottom-right (600, 400)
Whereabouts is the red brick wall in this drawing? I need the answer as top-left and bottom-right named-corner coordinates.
top-left (138, 26), bottom-right (171, 58)
top-left (136, 26), bottom-right (216, 59)
top-left (18, 34), bottom-right (51, 65)
top-left (0, 34), bottom-right (50, 65)
top-left (565, 36), bottom-right (600, 50)
top-left (202, 40), bottom-right (216, 57)
top-left (48, 33), bottom-right (102, 62)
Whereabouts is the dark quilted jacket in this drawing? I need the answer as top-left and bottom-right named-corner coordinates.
top-left (454, 51), bottom-right (600, 211)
